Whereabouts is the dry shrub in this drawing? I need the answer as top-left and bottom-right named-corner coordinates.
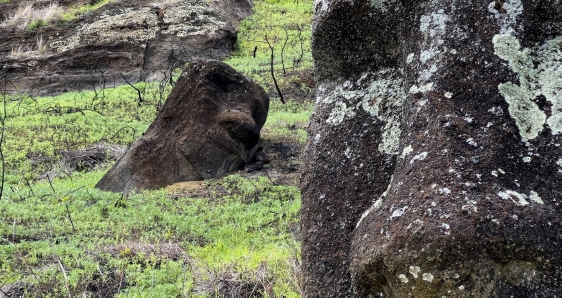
top-left (195, 263), bottom-right (275, 298)
top-left (9, 44), bottom-right (29, 59)
top-left (1, 2), bottom-right (63, 31)
top-left (0, 282), bottom-right (32, 298)
top-left (8, 36), bottom-right (48, 58)
top-left (106, 241), bottom-right (190, 263)
top-left (61, 142), bottom-right (126, 172)
top-left (282, 240), bottom-right (303, 296)
top-left (36, 35), bottom-right (47, 55)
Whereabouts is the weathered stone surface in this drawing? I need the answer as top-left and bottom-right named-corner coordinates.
top-left (0, 0), bottom-right (252, 96)
top-left (96, 60), bottom-right (268, 193)
top-left (302, 0), bottom-right (562, 297)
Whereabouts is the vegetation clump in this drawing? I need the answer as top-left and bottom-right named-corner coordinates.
top-left (0, 0), bottom-right (115, 31)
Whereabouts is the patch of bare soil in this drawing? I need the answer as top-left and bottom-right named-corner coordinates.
top-left (166, 136), bottom-right (303, 199)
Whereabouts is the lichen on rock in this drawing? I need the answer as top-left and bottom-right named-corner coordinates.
top-left (494, 33), bottom-right (562, 139)
top-left (322, 69), bottom-right (405, 154)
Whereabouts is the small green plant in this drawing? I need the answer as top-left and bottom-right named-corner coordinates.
top-left (26, 19), bottom-right (45, 31)
top-left (59, 0), bottom-right (116, 23)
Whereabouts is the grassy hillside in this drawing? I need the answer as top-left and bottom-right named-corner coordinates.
top-left (0, 0), bottom-right (314, 296)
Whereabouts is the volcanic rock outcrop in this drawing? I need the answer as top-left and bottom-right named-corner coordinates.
top-left (301, 0), bottom-right (562, 297)
top-left (96, 60), bottom-right (268, 193)
top-left (0, 0), bottom-right (252, 95)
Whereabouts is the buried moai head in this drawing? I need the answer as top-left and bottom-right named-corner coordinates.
top-left (96, 60), bottom-right (269, 193)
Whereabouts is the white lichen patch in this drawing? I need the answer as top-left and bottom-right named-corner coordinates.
top-left (321, 69), bottom-right (405, 154)
top-left (162, 3), bottom-right (226, 37)
top-left (417, 10), bottom-right (450, 82)
top-left (523, 156), bottom-right (531, 163)
top-left (407, 53), bottom-right (415, 64)
top-left (420, 10), bottom-right (449, 37)
top-left (326, 101), bottom-right (356, 125)
top-left (409, 266), bottom-right (421, 278)
top-left (389, 206), bottom-right (408, 220)
top-left (461, 200), bottom-right (478, 213)
top-left (422, 273), bottom-right (434, 282)
top-left (466, 138), bottom-right (478, 147)
top-left (410, 151), bottom-right (428, 164)
top-left (401, 145), bottom-right (413, 158)
top-left (420, 50), bottom-right (438, 63)
top-left (407, 219), bottom-right (424, 234)
top-left (398, 274), bottom-right (409, 283)
top-left (409, 83), bottom-right (434, 94)
top-left (497, 190), bottom-right (545, 206)
top-left (445, 92), bottom-right (453, 98)
top-left (558, 159), bottom-right (562, 167)
top-left (493, 34), bottom-right (562, 140)
top-left (313, 0), bottom-right (330, 15)
top-left (439, 187), bottom-right (451, 195)
top-left (488, 0), bottom-right (523, 34)
top-left (51, 7), bottom-right (158, 52)
top-left (369, 0), bottom-right (400, 12)
top-left (488, 106), bottom-right (504, 116)
top-left (529, 191), bottom-right (544, 204)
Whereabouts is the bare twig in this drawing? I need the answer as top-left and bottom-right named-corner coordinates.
top-left (47, 173), bottom-right (56, 193)
top-left (55, 257), bottom-right (72, 298)
top-left (281, 28), bottom-right (289, 76)
top-left (25, 180), bottom-right (35, 197)
top-left (120, 73), bottom-right (143, 106)
top-left (0, 78), bottom-right (6, 199)
top-left (65, 203), bottom-right (76, 233)
top-left (95, 125), bottom-right (137, 144)
top-left (261, 167), bottom-right (277, 185)
top-left (265, 34), bottom-right (285, 104)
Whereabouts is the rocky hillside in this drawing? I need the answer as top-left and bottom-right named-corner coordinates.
top-left (0, 0), bottom-right (252, 95)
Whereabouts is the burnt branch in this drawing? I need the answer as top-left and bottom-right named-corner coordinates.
top-left (120, 73), bottom-right (143, 106)
top-left (265, 33), bottom-right (285, 104)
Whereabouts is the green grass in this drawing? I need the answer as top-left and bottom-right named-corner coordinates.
top-left (1, 81), bottom-right (166, 183)
top-left (59, 0), bottom-right (116, 23)
top-left (225, 0), bottom-right (314, 91)
top-left (0, 0), bottom-right (313, 296)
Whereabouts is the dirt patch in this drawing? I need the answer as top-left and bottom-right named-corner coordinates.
top-left (166, 137), bottom-right (303, 199)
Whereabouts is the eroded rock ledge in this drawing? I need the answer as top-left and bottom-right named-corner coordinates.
top-left (0, 0), bottom-right (252, 95)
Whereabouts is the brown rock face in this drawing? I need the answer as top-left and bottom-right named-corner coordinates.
top-left (0, 0), bottom-right (252, 96)
top-left (302, 0), bottom-right (562, 297)
top-left (96, 60), bottom-right (268, 193)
